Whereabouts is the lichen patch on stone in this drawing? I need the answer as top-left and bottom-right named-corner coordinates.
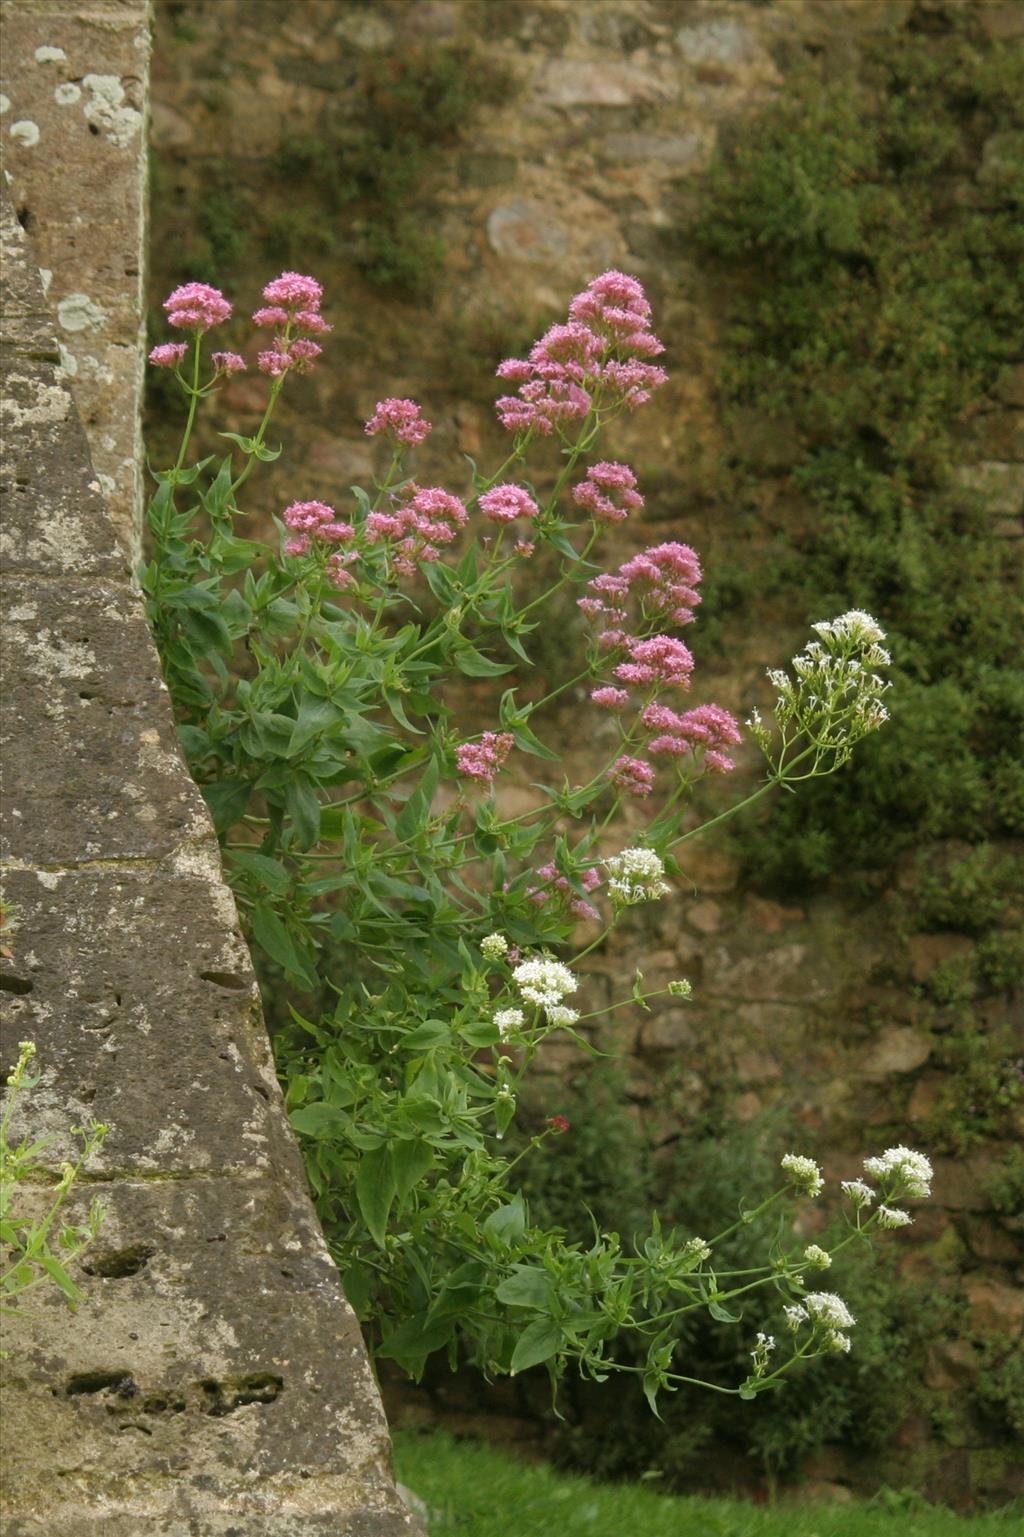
top-left (56, 292), bottom-right (106, 333)
top-left (9, 120), bottom-right (41, 148)
top-left (82, 73), bottom-right (142, 149)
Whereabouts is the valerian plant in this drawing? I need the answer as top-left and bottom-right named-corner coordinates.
top-left (142, 268), bottom-right (927, 1406)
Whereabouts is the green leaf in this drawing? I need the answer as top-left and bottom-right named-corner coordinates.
top-left (511, 1317), bottom-right (562, 1374)
top-left (400, 1020), bottom-right (451, 1051)
top-left (392, 1138), bottom-right (435, 1201)
top-left (708, 1296), bottom-right (742, 1323)
top-left (201, 779), bottom-right (252, 835)
top-left (356, 1145), bottom-right (396, 1249)
top-left (285, 776), bottom-right (321, 851)
top-left (483, 1194), bottom-right (526, 1246)
top-left (395, 756), bottom-right (440, 840)
top-left (453, 644), bottom-right (514, 678)
top-left (496, 1267), bottom-right (552, 1310)
top-left (289, 1103), bottom-right (350, 1137)
top-left (249, 904), bottom-right (314, 987)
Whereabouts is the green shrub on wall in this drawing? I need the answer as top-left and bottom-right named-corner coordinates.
top-left (694, 5), bottom-right (1024, 889)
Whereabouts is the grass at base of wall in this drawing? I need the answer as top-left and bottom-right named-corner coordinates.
top-left (392, 1430), bottom-right (1022, 1537)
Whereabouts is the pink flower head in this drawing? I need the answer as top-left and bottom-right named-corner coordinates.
top-left (328, 550), bottom-right (358, 591)
top-left (495, 271), bottom-right (666, 435)
top-left (295, 310), bottom-right (332, 334)
top-left (284, 500), bottom-right (337, 532)
top-left (366, 484), bottom-right (467, 574)
top-left (211, 350), bottom-right (246, 375)
top-left (252, 306), bottom-right (290, 328)
top-left (591, 686), bottom-right (630, 710)
top-left (364, 397), bottom-right (432, 447)
top-left (529, 860), bottom-right (602, 922)
top-left (619, 542), bottom-right (702, 625)
top-left (478, 484), bottom-right (541, 524)
top-left (149, 342), bottom-right (188, 368)
top-left (285, 535), bottom-right (311, 557)
top-left (164, 282), bottom-right (232, 332)
top-left (610, 756), bottom-right (656, 799)
top-left (513, 539), bottom-right (535, 558)
top-left (258, 344), bottom-right (291, 378)
top-left (546, 1114), bottom-right (571, 1134)
top-left (615, 634), bottom-right (694, 689)
top-left (455, 731), bottom-right (515, 787)
top-left (261, 271), bottom-right (324, 312)
top-left (644, 703), bottom-right (741, 772)
top-left (287, 337), bottom-right (322, 371)
top-left (572, 461), bottom-right (644, 524)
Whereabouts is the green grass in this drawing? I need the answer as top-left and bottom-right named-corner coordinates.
top-left (392, 1430), bottom-right (1021, 1536)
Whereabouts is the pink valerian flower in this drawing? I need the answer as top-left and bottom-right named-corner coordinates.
top-left (572, 462), bottom-right (644, 524)
top-left (455, 731), bottom-right (515, 787)
top-left (615, 634), bottom-right (695, 688)
top-left (364, 397), bottom-right (432, 447)
top-left (546, 1114), bottom-right (571, 1135)
top-left (211, 350), bottom-right (246, 375)
top-left (610, 756), bottom-right (656, 799)
top-left (282, 500), bottom-right (356, 555)
top-left (257, 337), bottom-right (322, 377)
top-left (252, 306), bottom-right (290, 328)
top-left (644, 702), bottom-right (742, 772)
top-left (529, 861), bottom-right (602, 922)
top-left (495, 270), bottom-right (667, 435)
top-left (365, 484), bottom-right (468, 574)
top-left (478, 484), bottom-right (541, 524)
top-left (513, 539), bottom-right (535, 558)
top-left (591, 686), bottom-right (630, 710)
top-left (618, 542), bottom-right (703, 626)
top-left (164, 282), bottom-right (232, 331)
top-left (327, 550), bottom-right (358, 591)
top-left (149, 342), bottom-right (188, 368)
top-left (261, 271), bottom-right (324, 310)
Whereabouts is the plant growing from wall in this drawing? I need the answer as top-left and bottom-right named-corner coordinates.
top-left (1, 1041), bottom-right (108, 1328)
top-left (141, 265), bottom-right (930, 1408)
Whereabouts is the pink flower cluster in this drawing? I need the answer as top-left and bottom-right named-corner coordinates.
top-left (572, 462), bottom-right (644, 524)
top-left (211, 350), bottom-right (246, 376)
top-left (366, 484), bottom-right (468, 577)
top-left (149, 342), bottom-right (188, 368)
top-left (455, 731), bottom-right (515, 786)
top-left (529, 861), bottom-right (602, 922)
top-left (253, 272), bottom-right (330, 377)
top-left (364, 397), bottom-right (432, 447)
top-left (283, 501), bottom-right (357, 587)
top-left (615, 635), bottom-right (695, 688)
top-left (580, 541), bottom-right (703, 634)
top-left (164, 282), bottom-right (232, 332)
top-left (496, 270), bottom-right (667, 436)
top-left (478, 484), bottom-right (541, 524)
top-left (610, 757), bottom-right (657, 799)
top-left (642, 702), bottom-right (742, 772)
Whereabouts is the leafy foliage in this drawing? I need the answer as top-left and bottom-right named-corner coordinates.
top-left (695, 6), bottom-right (1024, 887)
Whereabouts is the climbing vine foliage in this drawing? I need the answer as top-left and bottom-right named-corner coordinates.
top-left (141, 266), bottom-right (927, 1403)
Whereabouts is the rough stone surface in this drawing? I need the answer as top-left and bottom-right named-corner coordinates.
top-left (0, 188), bottom-right (415, 1537)
top-left (0, 0), bottom-right (150, 556)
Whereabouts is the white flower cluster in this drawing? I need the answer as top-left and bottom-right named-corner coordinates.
top-left (750, 1331), bottom-right (776, 1376)
top-left (604, 847), bottom-right (671, 906)
top-left (803, 1244), bottom-right (831, 1270)
top-left (493, 1007), bottom-right (524, 1039)
top-left (750, 610), bottom-right (892, 771)
top-left (877, 1204), bottom-right (913, 1230)
top-left (682, 1236), bottom-right (712, 1265)
top-left (781, 1152), bottom-right (825, 1198)
top-left (481, 932), bottom-right (509, 963)
top-left (787, 1291), bottom-right (857, 1354)
top-left (863, 1145), bottom-right (933, 1200)
top-left (512, 957), bottom-right (579, 1023)
top-left (841, 1178), bottom-right (875, 1207)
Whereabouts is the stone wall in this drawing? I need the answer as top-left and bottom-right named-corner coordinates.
top-left (0, 4), bottom-right (416, 1532)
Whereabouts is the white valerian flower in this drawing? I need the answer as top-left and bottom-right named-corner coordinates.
top-left (803, 1244), bottom-right (832, 1269)
top-left (804, 1292), bottom-right (856, 1330)
top-left (667, 978), bottom-right (692, 999)
top-left (512, 957), bottom-right (579, 1018)
top-left (825, 1330), bottom-right (852, 1354)
top-left (750, 1332), bottom-right (776, 1377)
top-left (480, 932), bottom-right (509, 963)
top-left (604, 846), bottom-right (671, 905)
top-left (841, 1178), bottom-right (875, 1207)
top-left (781, 1153), bottom-right (825, 1198)
top-left (682, 1236), bottom-right (712, 1265)
top-left (493, 1008), bottom-right (524, 1039)
top-left (876, 1205), bottom-right (913, 1230)
top-left (546, 1005), bottom-right (580, 1028)
top-left (784, 1304), bottom-right (809, 1332)
top-left (863, 1145), bottom-right (933, 1200)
